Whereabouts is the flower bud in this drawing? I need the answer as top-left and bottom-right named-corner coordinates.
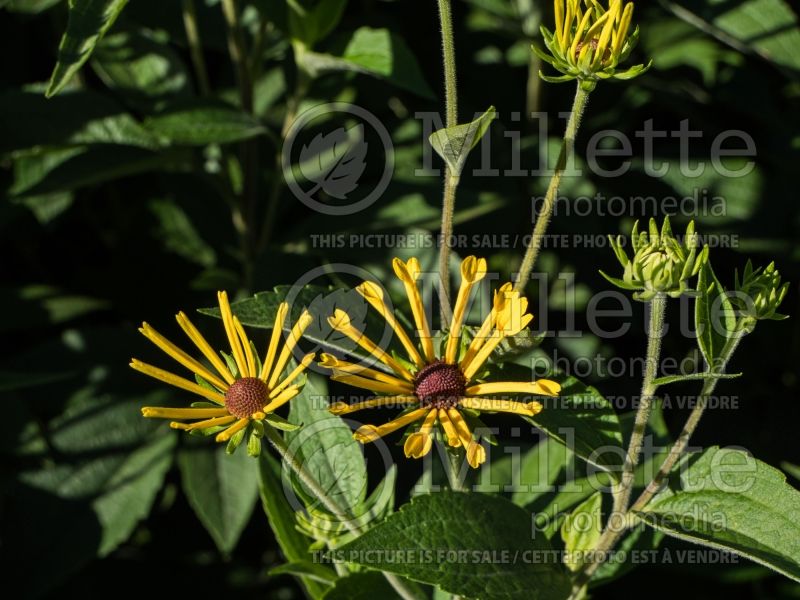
top-left (733, 261), bottom-right (789, 322)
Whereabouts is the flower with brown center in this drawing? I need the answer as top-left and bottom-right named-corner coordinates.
top-left (321, 256), bottom-right (561, 468)
top-left (131, 291), bottom-right (314, 453)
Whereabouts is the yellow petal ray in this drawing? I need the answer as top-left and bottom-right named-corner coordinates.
top-left (170, 415), bottom-right (236, 430)
top-left (459, 282), bottom-right (514, 369)
top-left (392, 257), bottom-right (435, 362)
top-left (612, 2), bottom-right (633, 56)
top-left (437, 408), bottom-right (461, 447)
top-left (462, 313), bottom-right (533, 380)
top-left (554, 0), bottom-right (565, 49)
top-left (357, 281), bottom-right (425, 367)
top-left (176, 311), bottom-right (235, 385)
top-left (218, 291), bottom-right (248, 378)
top-left (131, 360), bottom-right (226, 404)
top-left (329, 395), bottom-right (419, 415)
top-left (139, 322), bottom-right (228, 391)
top-left (593, 0), bottom-right (619, 66)
top-left (215, 417), bottom-right (249, 442)
top-left (319, 353), bottom-right (413, 389)
top-left (459, 396), bottom-right (543, 416)
top-left (141, 406), bottom-right (229, 419)
top-left (233, 316), bottom-right (256, 378)
top-left (259, 302), bottom-right (289, 381)
top-left (448, 408), bottom-right (486, 468)
top-left (331, 372), bottom-right (414, 395)
top-left (563, 0), bottom-right (576, 51)
top-left (353, 407), bottom-right (429, 443)
top-left (270, 352), bottom-right (315, 399)
top-left (327, 309), bottom-right (414, 381)
top-left (569, 6), bottom-right (594, 58)
top-left (263, 385), bottom-right (301, 413)
top-left (465, 380), bottom-right (561, 397)
top-left (403, 408), bottom-right (438, 459)
top-left (583, 9), bottom-right (610, 41)
top-left (268, 310), bottom-right (313, 388)
top-left (444, 256), bottom-right (487, 364)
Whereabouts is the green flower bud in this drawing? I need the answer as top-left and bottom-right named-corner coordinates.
top-left (601, 217), bottom-right (708, 301)
top-left (733, 261), bottom-right (789, 322)
top-left (533, 0), bottom-right (652, 90)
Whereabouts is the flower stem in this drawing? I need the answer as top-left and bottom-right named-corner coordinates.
top-left (514, 83), bottom-right (591, 292)
top-left (181, 0), bottom-right (210, 95)
top-left (436, 0), bottom-right (459, 322)
top-left (446, 447), bottom-right (465, 491)
top-left (567, 293), bottom-right (667, 599)
top-left (262, 426), bottom-right (424, 600)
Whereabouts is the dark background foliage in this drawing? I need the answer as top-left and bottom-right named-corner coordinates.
top-left (1, 0), bottom-right (799, 598)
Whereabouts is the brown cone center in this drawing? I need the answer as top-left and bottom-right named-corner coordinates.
top-left (225, 377), bottom-right (268, 418)
top-left (414, 360), bottom-right (466, 409)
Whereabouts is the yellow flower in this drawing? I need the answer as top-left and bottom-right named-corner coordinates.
top-left (534, 0), bottom-right (651, 88)
top-left (321, 256), bottom-right (561, 468)
top-left (131, 291), bottom-right (314, 451)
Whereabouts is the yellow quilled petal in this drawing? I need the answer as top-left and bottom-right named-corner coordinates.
top-left (459, 396), bottom-right (541, 416)
top-left (170, 415), bottom-right (236, 430)
top-left (139, 322), bottom-right (229, 391)
top-left (319, 353), bottom-right (412, 388)
top-left (392, 257), bottom-right (435, 362)
top-left (260, 302), bottom-right (289, 382)
top-left (357, 281), bottom-right (425, 367)
top-left (142, 406), bottom-right (229, 419)
top-left (262, 385), bottom-right (301, 413)
top-left (403, 409), bottom-right (437, 459)
top-left (466, 440), bottom-right (486, 468)
top-left (215, 417), bottom-right (250, 442)
top-left (465, 380), bottom-right (560, 397)
top-left (269, 352), bottom-right (315, 399)
top-left (353, 407), bottom-right (429, 443)
top-left (331, 372), bottom-right (414, 395)
top-left (131, 359), bottom-right (226, 404)
top-left (176, 311), bottom-right (235, 385)
top-left (218, 291), bottom-right (248, 378)
top-left (233, 316), bottom-right (256, 378)
top-left (268, 310), bottom-right (313, 389)
top-left (329, 395), bottom-right (419, 415)
top-left (444, 257), bottom-right (487, 364)
top-left (437, 408), bottom-right (461, 447)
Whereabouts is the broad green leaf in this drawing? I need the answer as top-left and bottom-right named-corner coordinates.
top-left (635, 446), bottom-right (800, 582)
top-left (92, 29), bottom-right (191, 109)
top-left (429, 106), bottom-right (497, 176)
top-left (651, 372), bottom-right (742, 386)
top-left (259, 453), bottom-right (329, 598)
top-left (269, 560), bottom-right (337, 584)
top-left (285, 373), bottom-right (368, 513)
top-left (148, 198), bottom-right (217, 267)
top-left (0, 89), bottom-right (161, 155)
top-left (46, 0), bottom-right (130, 97)
top-left (299, 27), bottom-right (435, 98)
top-left (336, 491), bottom-right (571, 600)
top-left (0, 285), bottom-right (108, 333)
top-left (667, 0), bottom-right (800, 76)
top-left (321, 571), bottom-right (401, 600)
top-left (5, 0), bottom-right (61, 12)
top-left (695, 261), bottom-right (737, 368)
top-left (143, 103), bottom-right (266, 145)
top-left (561, 492), bottom-right (603, 571)
top-left (288, 0), bottom-right (347, 47)
top-left (178, 440), bottom-right (259, 554)
top-left (510, 438), bottom-right (572, 508)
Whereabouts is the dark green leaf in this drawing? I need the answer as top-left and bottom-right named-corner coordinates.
top-left (429, 106), bottom-right (497, 176)
top-left (695, 261), bottom-right (737, 367)
top-left (269, 560), bottom-right (337, 583)
top-left (322, 571), bottom-right (401, 600)
top-left (46, 0), bottom-right (130, 97)
top-left (336, 491), bottom-right (571, 600)
top-left (143, 103), bottom-right (266, 145)
top-left (651, 372), bottom-right (742, 386)
top-left (178, 440), bottom-right (259, 554)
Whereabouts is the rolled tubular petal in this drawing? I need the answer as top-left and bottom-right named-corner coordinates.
top-left (357, 281), bottom-right (425, 367)
top-left (176, 311), bottom-right (235, 385)
top-left (459, 396), bottom-right (543, 416)
top-left (141, 406), bottom-right (229, 419)
top-left (438, 408), bottom-right (461, 447)
top-left (170, 415), bottom-right (236, 430)
top-left (218, 291), bottom-right (248, 378)
top-left (270, 352), bottom-right (315, 398)
top-left (215, 417), bottom-right (249, 442)
top-left (319, 353), bottom-right (412, 388)
top-left (268, 310), bottom-right (313, 388)
top-left (131, 360), bottom-right (226, 404)
top-left (403, 409), bottom-right (438, 459)
top-left (329, 395), bottom-right (419, 415)
top-left (393, 257), bottom-right (435, 362)
top-left (259, 302), bottom-right (289, 381)
top-left (465, 380), bottom-right (561, 397)
top-left (331, 372), bottom-right (414, 395)
top-left (353, 407), bottom-right (429, 443)
top-left (445, 256), bottom-right (487, 364)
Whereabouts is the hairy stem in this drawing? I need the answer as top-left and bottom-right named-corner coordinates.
top-left (568, 293), bottom-right (667, 598)
top-left (514, 83), bottom-right (590, 292)
top-left (436, 0), bottom-right (459, 322)
top-left (181, 0), bottom-right (210, 95)
top-left (262, 426), bottom-right (423, 600)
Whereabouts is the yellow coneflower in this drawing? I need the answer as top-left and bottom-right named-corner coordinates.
top-left (131, 291), bottom-right (314, 452)
top-left (321, 256), bottom-right (561, 468)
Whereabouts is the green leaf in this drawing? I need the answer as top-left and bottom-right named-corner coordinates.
top-left (561, 492), bottom-right (603, 571)
top-left (286, 373), bottom-right (368, 513)
top-left (148, 198), bottom-right (217, 268)
top-left (518, 374), bottom-right (623, 472)
top-left (258, 453), bottom-right (329, 598)
top-left (288, 0), bottom-right (347, 47)
top-left (635, 446), bottom-right (800, 582)
top-left (667, 0), bottom-right (800, 77)
top-left (509, 438), bottom-right (571, 508)
top-left (299, 27), bottom-right (435, 98)
top-left (429, 106), bottom-right (496, 176)
top-left (268, 560), bottom-right (337, 584)
top-left (46, 0), bottom-right (130, 97)
top-left (651, 372), bottom-right (742, 386)
top-left (143, 103), bottom-right (266, 145)
top-left (321, 571), bottom-right (401, 600)
top-left (177, 440), bottom-right (259, 554)
top-left (264, 412), bottom-right (302, 431)
top-left (695, 261), bottom-right (737, 368)
top-left (335, 491), bottom-right (571, 600)
top-left (0, 284), bottom-right (108, 333)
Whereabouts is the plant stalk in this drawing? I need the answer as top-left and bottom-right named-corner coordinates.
top-left (436, 0), bottom-right (459, 322)
top-left (181, 0), bottom-right (211, 95)
top-left (262, 426), bottom-right (424, 600)
top-left (514, 83), bottom-right (590, 292)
